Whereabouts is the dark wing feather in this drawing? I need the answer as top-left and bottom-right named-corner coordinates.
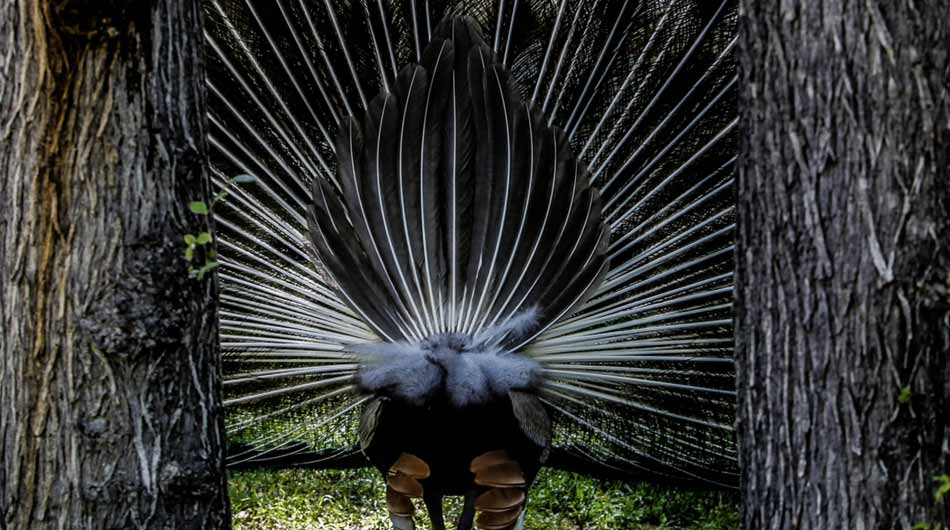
top-left (489, 106), bottom-right (555, 322)
top-left (394, 64), bottom-right (432, 333)
top-left (312, 18), bottom-right (608, 346)
top-left (307, 179), bottom-right (402, 341)
top-left (359, 396), bottom-right (386, 454)
top-left (434, 18), bottom-right (482, 324)
top-left (480, 100), bottom-right (541, 328)
top-left (509, 390), bottom-right (552, 451)
top-left (360, 91), bottom-right (422, 340)
top-left (418, 39), bottom-right (454, 332)
top-left (335, 117), bottom-right (417, 337)
top-left (461, 44), bottom-right (499, 332)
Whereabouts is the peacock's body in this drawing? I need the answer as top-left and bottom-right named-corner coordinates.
top-left (205, 1), bottom-right (737, 528)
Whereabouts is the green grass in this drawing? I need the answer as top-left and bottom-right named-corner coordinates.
top-left (229, 467), bottom-right (738, 529)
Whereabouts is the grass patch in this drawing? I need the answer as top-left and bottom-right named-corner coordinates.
top-left (230, 467), bottom-right (738, 529)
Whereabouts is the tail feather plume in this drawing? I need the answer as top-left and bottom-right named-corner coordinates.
top-left (208, 0), bottom-right (738, 487)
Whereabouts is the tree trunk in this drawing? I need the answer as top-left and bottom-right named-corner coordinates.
top-left (737, 1), bottom-right (950, 529)
top-left (0, 2), bottom-right (229, 529)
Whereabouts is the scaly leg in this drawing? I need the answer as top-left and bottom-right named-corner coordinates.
top-left (469, 451), bottom-right (527, 530)
top-left (386, 454), bottom-right (431, 530)
top-left (456, 490), bottom-right (477, 530)
top-left (387, 487), bottom-right (416, 530)
top-left (512, 511), bottom-right (525, 530)
top-left (424, 493), bottom-right (447, 530)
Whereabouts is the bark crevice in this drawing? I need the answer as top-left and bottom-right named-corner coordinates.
top-left (0, 2), bottom-right (229, 529)
top-left (737, 2), bottom-right (950, 529)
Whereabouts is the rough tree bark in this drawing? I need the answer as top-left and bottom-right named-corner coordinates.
top-left (0, 2), bottom-right (229, 529)
top-left (737, 1), bottom-right (950, 529)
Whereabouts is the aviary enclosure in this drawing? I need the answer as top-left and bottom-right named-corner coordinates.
top-left (208, 0), bottom-right (736, 528)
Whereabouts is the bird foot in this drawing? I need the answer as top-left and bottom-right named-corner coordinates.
top-left (470, 451), bottom-right (527, 530)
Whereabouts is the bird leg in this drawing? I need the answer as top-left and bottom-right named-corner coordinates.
top-left (512, 511), bottom-right (526, 530)
top-left (470, 451), bottom-right (527, 530)
top-left (387, 486), bottom-right (416, 530)
top-left (386, 454), bottom-right (431, 530)
top-left (456, 490), bottom-right (477, 530)
top-left (424, 493), bottom-right (447, 530)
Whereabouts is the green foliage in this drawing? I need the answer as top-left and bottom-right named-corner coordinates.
top-left (189, 201), bottom-right (209, 215)
top-left (911, 474), bottom-right (950, 530)
top-left (184, 174), bottom-right (256, 280)
top-left (210, 174), bottom-right (257, 208)
top-left (901, 266), bottom-right (950, 526)
top-left (524, 469), bottom-right (738, 530)
top-left (899, 386), bottom-right (913, 404)
top-left (230, 469), bottom-right (392, 530)
top-left (229, 468), bottom-right (739, 530)
top-left (934, 474), bottom-right (950, 504)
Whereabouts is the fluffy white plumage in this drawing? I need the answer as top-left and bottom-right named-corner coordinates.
top-left (353, 308), bottom-right (541, 407)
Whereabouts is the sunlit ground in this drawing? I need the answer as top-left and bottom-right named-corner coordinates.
top-left (229, 467), bottom-right (738, 529)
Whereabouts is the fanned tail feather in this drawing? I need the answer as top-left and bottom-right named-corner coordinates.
top-left (207, 0), bottom-right (738, 487)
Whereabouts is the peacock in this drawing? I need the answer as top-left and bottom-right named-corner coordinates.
top-left (204, 1), bottom-right (738, 529)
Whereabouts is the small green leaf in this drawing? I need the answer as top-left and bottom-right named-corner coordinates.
top-left (898, 386), bottom-right (912, 404)
top-left (184, 234), bottom-right (197, 245)
top-left (196, 260), bottom-right (220, 280)
top-left (184, 246), bottom-right (194, 262)
top-left (211, 190), bottom-right (229, 206)
top-left (208, 249), bottom-right (217, 258)
top-left (196, 232), bottom-right (213, 245)
top-left (231, 174), bottom-right (257, 184)
top-left (189, 201), bottom-right (209, 215)
top-left (934, 475), bottom-right (950, 503)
